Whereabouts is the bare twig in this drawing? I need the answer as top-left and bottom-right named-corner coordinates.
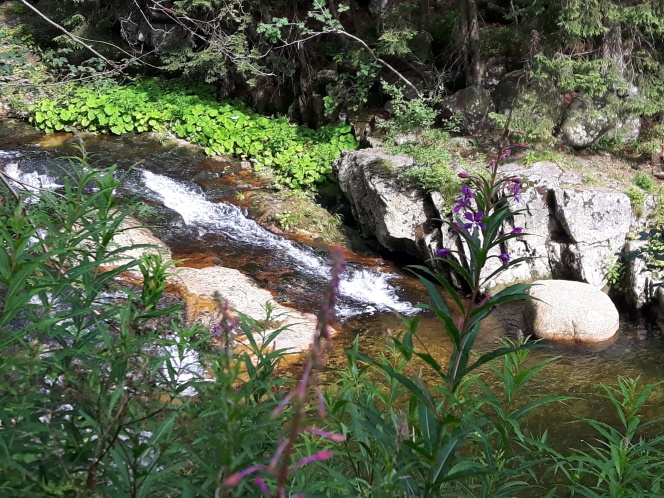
top-left (17, 0), bottom-right (119, 69)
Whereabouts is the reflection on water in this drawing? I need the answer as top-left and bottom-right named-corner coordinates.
top-left (326, 299), bottom-right (664, 451)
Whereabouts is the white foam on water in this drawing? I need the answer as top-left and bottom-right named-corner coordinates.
top-left (3, 161), bottom-right (63, 195)
top-left (0, 160), bottom-right (416, 317)
top-left (140, 169), bottom-right (417, 316)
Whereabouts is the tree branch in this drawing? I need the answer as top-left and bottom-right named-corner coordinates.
top-left (17, 0), bottom-right (120, 70)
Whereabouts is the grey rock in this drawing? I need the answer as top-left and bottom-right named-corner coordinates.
top-left (622, 239), bottom-right (655, 310)
top-left (333, 150), bottom-right (429, 255)
top-left (317, 69), bottom-right (339, 87)
top-left (440, 86), bottom-right (495, 135)
top-left (606, 115), bottom-right (641, 145)
top-left (524, 280), bottom-right (619, 342)
top-left (483, 57), bottom-right (508, 87)
top-left (111, 219), bottom-right (320, 353)
top-left (335, 149), bottom-right (655, 308)
top-left (560, 95), bottom-right (618, 148)
top-left (548, 187), bottom-right (632, 286)
top-left (492, 71), bottom-right (563, 135)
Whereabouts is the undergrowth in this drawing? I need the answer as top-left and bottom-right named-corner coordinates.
top-left (1, 146), bottom-right (664, 496)
top-left (28, 78), bottom-right (358, 189)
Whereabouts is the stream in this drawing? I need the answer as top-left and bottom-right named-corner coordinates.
top-left (2, 122), bottom-right (664, 452)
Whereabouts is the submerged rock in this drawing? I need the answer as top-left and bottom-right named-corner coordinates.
top-left (524, 280), bottom-right (619, 342)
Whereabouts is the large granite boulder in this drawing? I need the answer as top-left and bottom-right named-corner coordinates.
top-left (439, 86), bottom-right (495, 135)
top-left (334, 149), bottom-right (646, 302)
top-left (560, 95), bottom-right (619, 148)
top-left (333, 149), bottom-right (433, 255)
top-left (524, 280), bottom-right (619, 342)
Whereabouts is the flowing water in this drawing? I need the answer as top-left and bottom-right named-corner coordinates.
top-left (2, 123), bottom-right (664, 453)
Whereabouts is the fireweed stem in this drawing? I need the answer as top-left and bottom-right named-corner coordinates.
top-left (222, 247), bottom-right (346, 497)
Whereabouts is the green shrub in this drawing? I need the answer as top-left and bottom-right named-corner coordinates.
top-left (388, 129), bottom-right (461, 203)
top-left (379, 82), bottom-right (438, 134)
top-left (634, 171), bottom-right (655, 191)
top-left (625, 186), bottom-right (647, 216)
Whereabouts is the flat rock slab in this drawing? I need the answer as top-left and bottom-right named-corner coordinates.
top-left (524, 280), bottom-right (619, 343)
top-left (111, 220), bottom-right (320, 353)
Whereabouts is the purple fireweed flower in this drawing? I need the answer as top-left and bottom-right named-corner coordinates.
top-left (500, 149), bottom-right (512, 160)
top-left (510, 227), bottom-right (523, 235)
top-left (304, 427), bottom-right (345, 442)
top-left (464, 211), bottom-right (486, 231)
top-left (453, 202), bottom-right (466, 214)
top-left (513, 184), bottom-right (522, 203)
top-left (291, 450), bottom-right (334, 471)
top-left (223, 464), bottom-right (267, 487)
top-left (498, 253), bottom-right (510, 264)
top-left (457, 183), bottom-right (474, 203)
top-left (478, 294), bottom-right (492, 306)
top-left (487, 160), bottom-right (496, 172)
top-left (458, 172), bottom-right (470, 179)
top-left (437, 248), bottom-right (453, 259)
top-left (254, 477), bottom-right (270, 497)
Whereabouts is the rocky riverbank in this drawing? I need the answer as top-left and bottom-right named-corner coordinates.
top-left (333, 147), bottom-right (664, 316)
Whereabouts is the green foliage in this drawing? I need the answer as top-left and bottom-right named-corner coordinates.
top-left (534, 55), bottom-right (623, 97)
top-left (481, 26), bottom-right (528, 57)
top-left (626, 186), bottom-right (647, 216)
top-left (269, 189), bottom-right (345, 243)
top-left (388, 129), bottom-right (460, 201)
top-left (553, 378), bottom-right (664, 496)
top-left (605, 258), bottom-right (626, 291)
top-left (0, 153), bottom-right (186, 495)
top-left (324, 49), bottom-right (380, 114)
top-left (526, 0), bottom-right (664, 117)
top-left (490, 104), bottom-right (557, 146)
top-left (521, 149), bottom-right (567, 166)
top-left (380, 82), bottom-right (438, 133)
top-left (28, 78), bottom-right (358, 189)
top-left (634, 171), bottom-right (655, 191)
top-left (0, 151), bottom-right (294, 495)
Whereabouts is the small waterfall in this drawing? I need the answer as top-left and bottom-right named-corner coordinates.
top-left (3, 159), bottom-right (64, 197)
top-left (1, 155), bottom-right (416, 317)
top-left (139, 169), bottom-right (416, 316)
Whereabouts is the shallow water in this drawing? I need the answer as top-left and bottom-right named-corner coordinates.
top-left (2, 122), bottom-right (664, 453)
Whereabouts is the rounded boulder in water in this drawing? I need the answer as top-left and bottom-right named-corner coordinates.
top-left (523, 280), bottom-right (619, 343)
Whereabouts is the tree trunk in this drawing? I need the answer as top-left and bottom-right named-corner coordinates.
top-left (456, 0), bottom-right (481, 86)
top-left (415, 0), bottom-right (432, 59)
top-left (457, 0), bottom-right (469, 71)
top-left (466, 0), bottom-right (482, 86)
top-left (602, 20), bottom-right (624, 80)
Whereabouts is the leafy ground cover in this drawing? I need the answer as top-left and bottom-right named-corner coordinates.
top-left (28, 78), bottom-right (358, 189)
